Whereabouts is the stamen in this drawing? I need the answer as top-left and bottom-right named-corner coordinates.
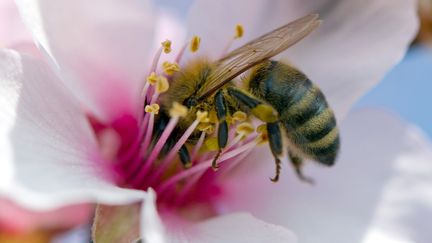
top-left (130, 116), bottom-right (180, 186)
top-left (190, 35), bottom-right (201, 53)
top-left (220, 24), bottom-right (246, 57)
top-left (161, 39), bottom-right (172, 54)
top-left (162, 61), bottom-right (180, 76)
top-left (157, 138), bottom-right (258, 195)
top-left (147, 111), bottom-right (204, 184)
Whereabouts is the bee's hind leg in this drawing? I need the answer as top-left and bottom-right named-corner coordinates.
top-left (267, 122), bottom-right (283, 182)
top-left (212, 89), bottom-right (229, 170)
top-left (288, 151), bottom-right (315, 184)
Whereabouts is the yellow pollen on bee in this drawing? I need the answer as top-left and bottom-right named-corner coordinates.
top-left (235, 24), bottom-right (244, 39)
top-left (169, 102), bottom-right (188, 118)
top-left (145, 104), bottom-right (160, 114)
top-left (161, 39), bottom-right (172, 54)
top-left (162, 61), bottom-right (180, 76)
top-left (156, 76), bottom-right (169, 93)
top-left (146, 72), bottom-right (159, 85)
top-left (190, 35), bottom-right (201, 53)
top-left (196, 110), bottom-right (209, 122)
top-left (236, 122), bottom-right (254, 137)
top-left (232, 111), bottom-right (247, 122)
top-left (204, 137), bottom-right (219, 151)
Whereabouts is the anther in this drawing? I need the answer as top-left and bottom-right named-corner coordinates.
top-left (198, 123), bottom-right (215, 134)
top-left (161, 39), bottom-right (172, 54)
top-left (169, 102), bottom-right (188, 118)
top-left (204, 137), bottom-right (219, 151)
top-left (156, 76), bottom-right (169, 93)
top-left (235, 24), bottom-right (244, 39)
top-left (190, 35), bottom-right (201, 53)
top-left (232, 111), bottom-right (247, 122)
top-left (145, 104), bottom-right (160, 114)
top-left (256, 124), bottom-right (269, 144)
top-left (146, 72), bottom-right (159, 85)
top-left (162, 61), bottom-right (180, 76)
top-left (236, 122), bottom-right (254, 138)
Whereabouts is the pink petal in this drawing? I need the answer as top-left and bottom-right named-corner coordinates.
top-left (15, 0), bottom-right (157, 122)
top-left (0, 49), bottom-right (145, 210)
top-left (221, 109), bottom-right (432, 243)
top-left (168, 213), bottom-right (297, 243)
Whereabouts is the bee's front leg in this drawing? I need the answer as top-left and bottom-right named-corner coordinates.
top-left (212, 89), bottom-right (229, 170)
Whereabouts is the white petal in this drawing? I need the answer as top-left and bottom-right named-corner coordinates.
top-left (15, 0), bottom-right (156, 122)
top-left (258, 0), bottom-right (418, 119)
top-left (169, 213), bottom-right (297, 243)
top-left (0, 49), bottom-right (145, 210)
top-left (0, 0), bottom-right (36, 53)
top-left (141, 189), bottom-right (166, 243)
top-left (221, 109), bottom-right (432, 243)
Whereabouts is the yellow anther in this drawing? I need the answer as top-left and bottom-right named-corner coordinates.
top-left (190, 35), bottom-right (201, 53)
top-left (169, 102), bottom-right (188, 118)
top-left (236, 122), bottom-right (254, 137)
top-left (162, 61), bottom-right (180, 76)
top-left (161, 39), bottom-right (172, 54)
top-left (145, 104), bottom-right (160, 114)
top-left (256, 124), bottom-right (267, 134)
top-left (235, 24), bottom-right (244, 39)
top-left (205, 137), bottom-right (219, 151)
top-left (198, 123), bottom-right (215, 134)
top-left (156, 76), bottom-right (169, 93)
top-left (232, 111), bottom-right (247, 122)
top-left (146, 72), bottom-right (159, 85)
top-left (196, 110), bottom-right (209, 122)
top-left (256, 124), bottom-right (268, 144)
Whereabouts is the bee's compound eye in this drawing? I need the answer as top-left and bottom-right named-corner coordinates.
top-left (184, 97), bottom-right (198, 108)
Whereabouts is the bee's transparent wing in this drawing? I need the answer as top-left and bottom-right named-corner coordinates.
top-left (197, 13), bottom-right (321, 99)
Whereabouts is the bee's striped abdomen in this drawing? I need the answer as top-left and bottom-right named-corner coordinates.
top-left (248, 60), bottom-right (339, 166)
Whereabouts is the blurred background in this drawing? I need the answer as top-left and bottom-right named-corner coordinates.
top-left (357, 0), bottom-right (432, 138)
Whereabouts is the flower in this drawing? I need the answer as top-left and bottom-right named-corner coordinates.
top-left (0, 0), bottom-right (418, 242)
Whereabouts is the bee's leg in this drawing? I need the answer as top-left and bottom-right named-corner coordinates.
top-left (226, 87), bottom-right (278, 123)
top-left (179, 144), bottom-right (192, 168)
top-left (213, 89), bottom-right (229, 170)
top-left (288, 151), bottom-right (315, 184)
top-left (227, 87), bottom-right (283, 181)
top-left (267, 122), bottom-right (283, 183)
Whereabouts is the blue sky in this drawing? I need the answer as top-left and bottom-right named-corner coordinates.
top-left (356, 46), bottom-right (432, 138)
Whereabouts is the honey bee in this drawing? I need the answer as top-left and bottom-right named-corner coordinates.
top-left (154, 14), bottom-right (340, 183)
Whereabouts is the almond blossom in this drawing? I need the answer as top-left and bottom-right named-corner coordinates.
top-left (0, 0), bottom-right (419, 242)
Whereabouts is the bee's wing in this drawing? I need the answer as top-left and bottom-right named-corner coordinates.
top-left (197, 13), bottom-right (321, 99)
